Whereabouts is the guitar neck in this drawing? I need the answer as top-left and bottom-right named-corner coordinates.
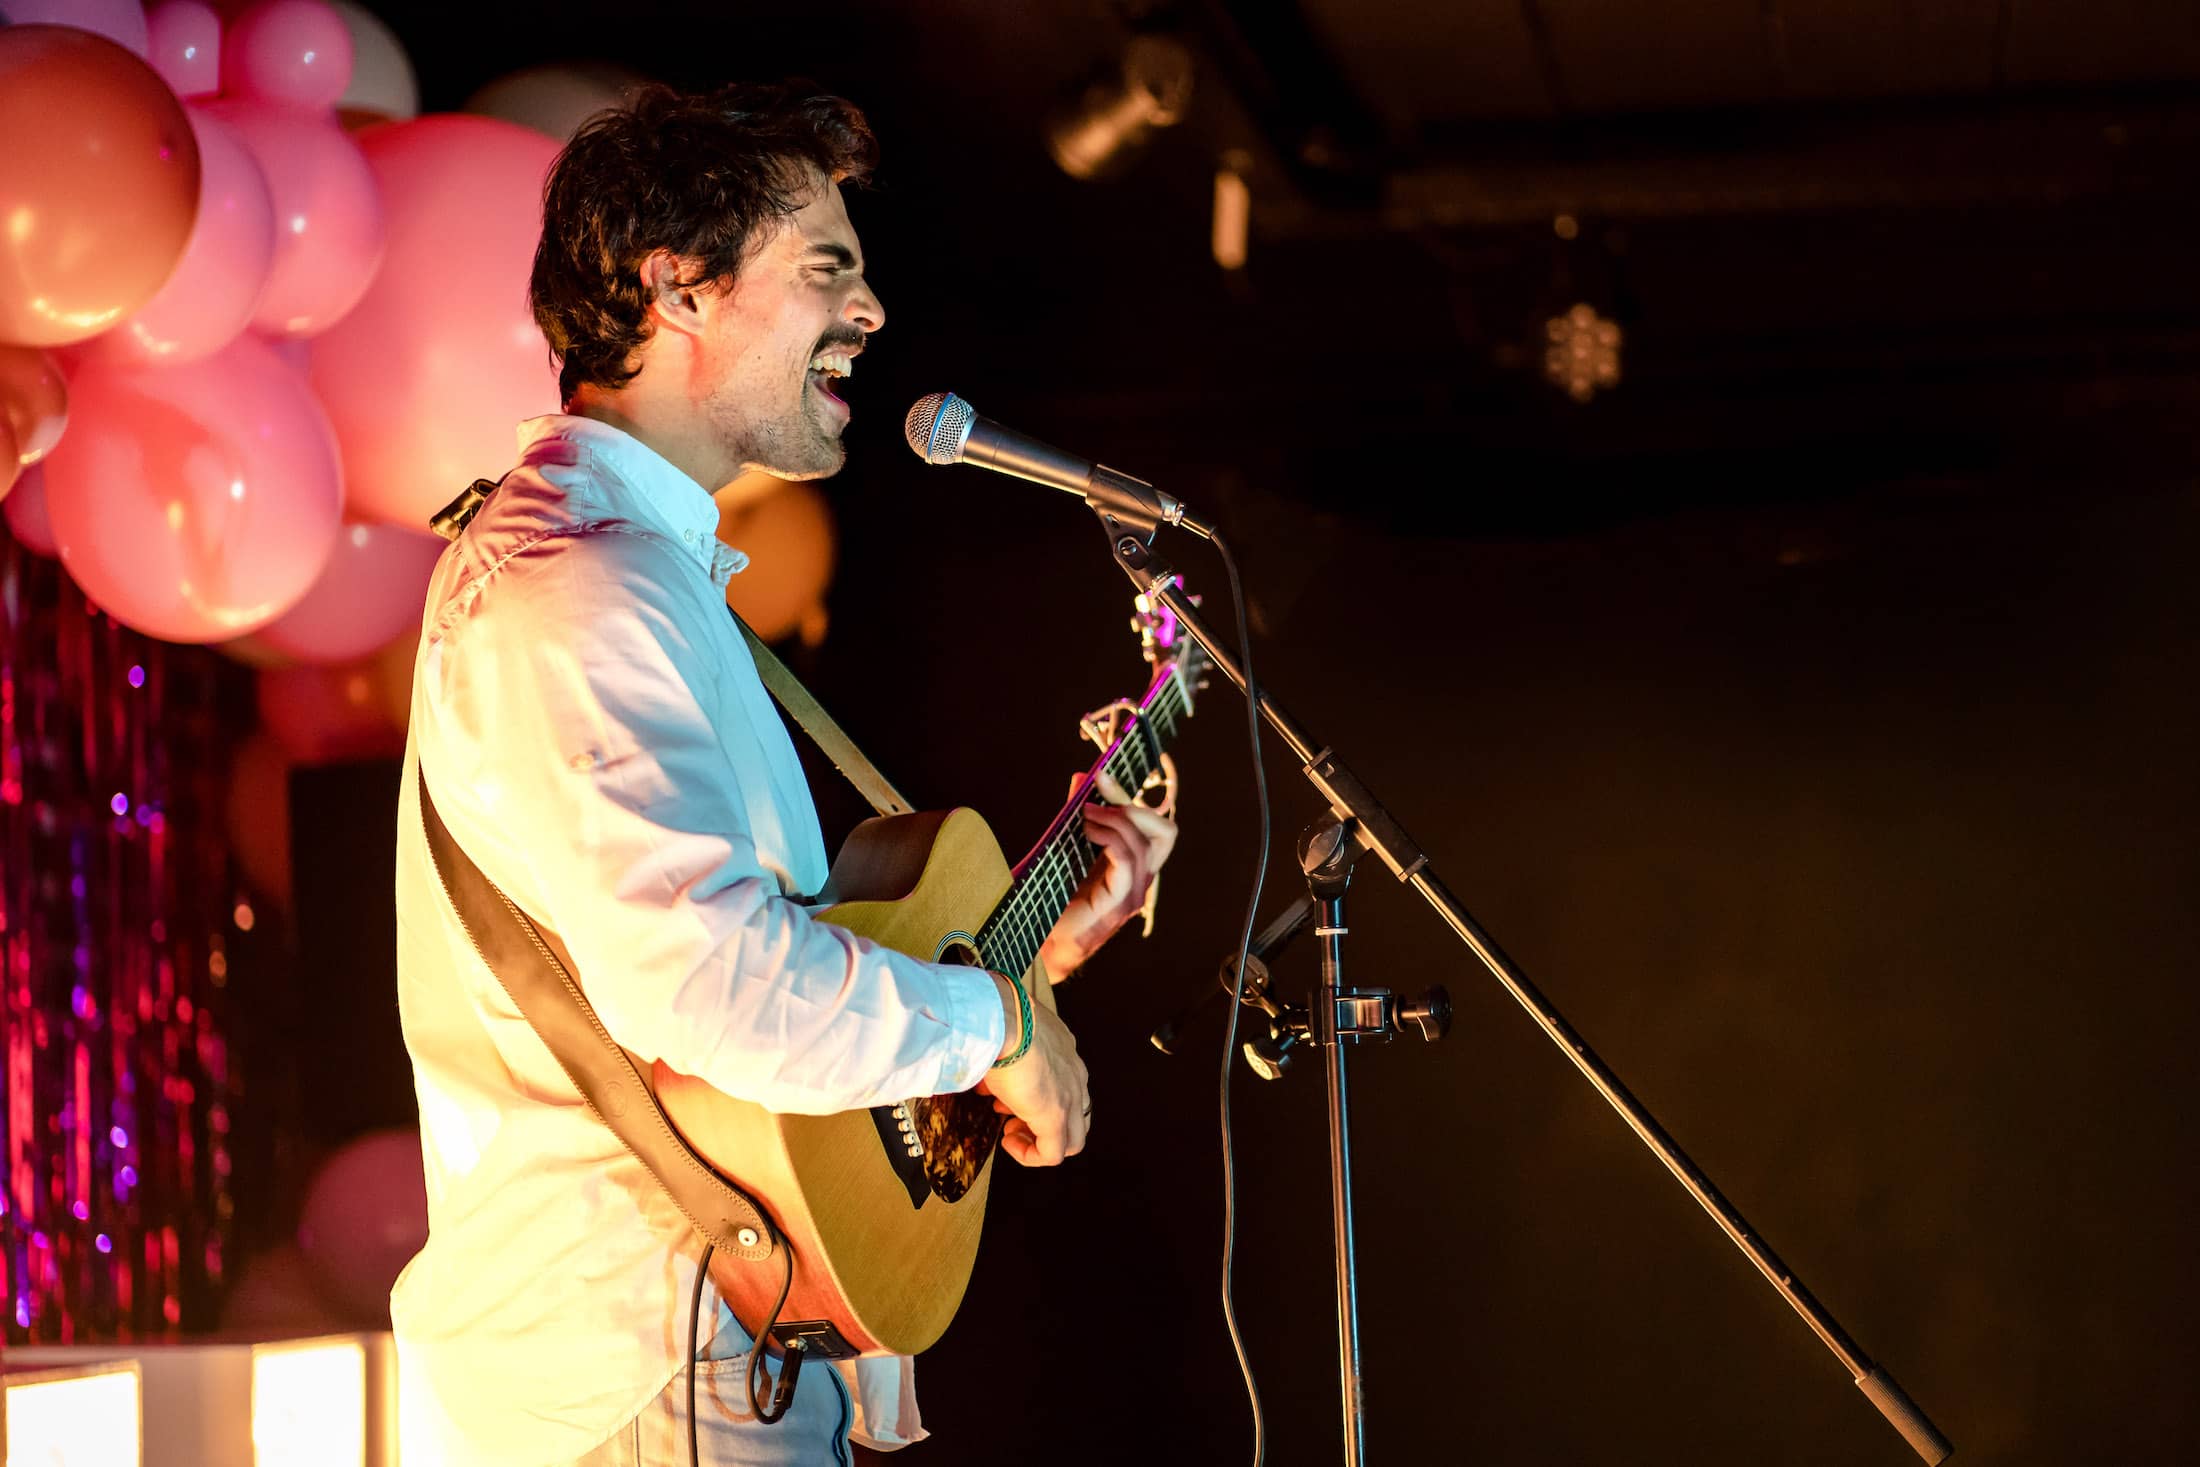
top-left (973, 662), bottom-right (1194, 980)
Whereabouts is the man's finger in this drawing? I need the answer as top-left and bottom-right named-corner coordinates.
top-left (1082, 818), bottom-right (1148, 902)
top-left (1033, 1114), bottom-right (1067, 1166)
top-left (1084, 800), bottom-right (1176, 867)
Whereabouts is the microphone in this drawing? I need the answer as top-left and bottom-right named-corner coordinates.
top-left (903, 391), bottom-right (1202, 535)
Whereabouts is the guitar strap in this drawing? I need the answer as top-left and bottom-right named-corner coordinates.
top-left (728, 613), bottom-right (915, 819)
top-left (416, 765), bottom-right (781, 1272)
top-left (415, 479), bottom-right (920, 1357)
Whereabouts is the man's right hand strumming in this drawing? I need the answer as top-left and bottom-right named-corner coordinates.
top-left (977, 972), bottom-right (1091, 1166)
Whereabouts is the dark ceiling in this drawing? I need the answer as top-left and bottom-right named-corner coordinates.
top-left (359, 1), bottom-right (2200, 536)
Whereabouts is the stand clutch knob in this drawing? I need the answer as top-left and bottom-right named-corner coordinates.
top-left (1398, 986), bottom-right (1452, 1043)
top-left (1243, 1027), bottom-right (1297, 1080)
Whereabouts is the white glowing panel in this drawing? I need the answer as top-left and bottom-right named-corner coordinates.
top-left (5, 1364), bottom-right (143, 1467)
top-left (251, 1339), bottom-right (366, 1467)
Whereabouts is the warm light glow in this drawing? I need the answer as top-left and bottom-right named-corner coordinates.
top-left (1212, 163), bottom-right (1250, 271)
top-left (1543, 301), bottom-right (1622, 402)
top-left (4, 1364), bottom-right (143, 1466)
top-left (251, 1339), bottom-right (367, 1467)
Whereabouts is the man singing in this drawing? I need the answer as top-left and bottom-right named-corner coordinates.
top-left (391, 83), bottom-right (1175, 1465)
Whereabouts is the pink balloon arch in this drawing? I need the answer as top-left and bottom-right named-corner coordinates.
top-left (0, 4), bottom-right (669, 825)
top-left (4, 465), bottom-right (60, 556)
top-left (205, 96), bottom-right (385, 338)
top-left (43, 333), bottom-right (344, 643)
top-left (78, 103), bottom-right (278, 368)
top-left (311, 114), bottom-right (563, 528)
top-left (255, 519), bottom-right (445, 664)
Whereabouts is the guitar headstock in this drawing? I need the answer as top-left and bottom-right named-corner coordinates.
top-left (1131, 577), bottom-right (1210, 714)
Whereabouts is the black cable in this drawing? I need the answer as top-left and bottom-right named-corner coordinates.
top-left (688, 1243), bottom-right (712, 1467)
top-left (1206, 529), bottom-right (1269, 1467)
top-left (741, 1245), bottom-right (799, 1425)
top-left (689, 1237), bottom-right (798, 1466)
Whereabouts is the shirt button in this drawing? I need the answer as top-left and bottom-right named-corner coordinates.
top-left (681, 528), bottom-right (694, 542)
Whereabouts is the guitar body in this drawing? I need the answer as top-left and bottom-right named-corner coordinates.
top-left (651, 806), bottom-right (1058, 1358)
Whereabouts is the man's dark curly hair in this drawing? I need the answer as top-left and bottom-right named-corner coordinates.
top-left (530, 82), bottom-right (878, 402)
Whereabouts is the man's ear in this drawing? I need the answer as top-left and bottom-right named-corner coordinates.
top-left (639, 250), bottom-right (708, 338)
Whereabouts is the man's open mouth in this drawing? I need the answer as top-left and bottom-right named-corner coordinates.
top-left (807, 347), bottom-right (856, 408)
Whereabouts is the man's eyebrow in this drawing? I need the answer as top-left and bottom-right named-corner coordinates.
top-left (801, 240), bottom-right (860, 269)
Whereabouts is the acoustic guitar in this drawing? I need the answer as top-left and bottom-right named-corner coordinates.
top-left (652, 589), bottom-right (1208, 1358)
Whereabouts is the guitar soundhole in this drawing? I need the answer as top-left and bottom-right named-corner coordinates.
top-left (914, 938), bottom-right (1007, 1203)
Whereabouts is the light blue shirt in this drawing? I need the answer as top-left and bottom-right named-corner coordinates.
top-left (392, 415), bottom-right (999, 1463)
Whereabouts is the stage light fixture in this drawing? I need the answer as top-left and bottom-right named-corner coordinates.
top-left (1544, 302), bottom-right (1622, 402)
top-left (1046, 35), bottom-right (1194, 180)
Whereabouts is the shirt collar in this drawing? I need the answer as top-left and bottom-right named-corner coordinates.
top-left (516, 415), bottom-right (751, 588)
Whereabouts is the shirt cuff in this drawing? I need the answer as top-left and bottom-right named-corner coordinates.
top-left (927, 960), bottom-right (1007, 1094)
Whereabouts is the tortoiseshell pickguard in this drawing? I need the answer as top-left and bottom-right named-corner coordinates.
top-left (908, 1090), bottom-right (1003, 1204)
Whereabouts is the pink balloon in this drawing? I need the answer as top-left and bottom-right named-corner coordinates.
top-left (145, 0), bottom-right (221, 97)
top-left (0, 25), bottom-right (201, 346)
top-left (263, 332), bottom-right (312, 371)
top-left (310, 114), bottom-right (561, 527)
top-left (0, 344), bottom-right (69, 464)
top-left (42, 334), bottom-right (343, 643)
top-left (3, 464), bottom-right (59, 555)
top-left (296, 1128), bottom-right (427, 1322)
top-left (2, 0), bottom-right (150, 56)
top-left (81, 106), bottom-right (276, 367)
top-left (205, 98), bottom-right (385, 338)
top-left (254, 519), bottom-right (442, 663)
top-left (222, 0), bottom-right (352, 110)
top-left (256, 657), bottom-right (403, 764)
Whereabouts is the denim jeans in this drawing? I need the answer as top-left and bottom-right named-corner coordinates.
top-left (564, 1323), bottom-right (854, 1467)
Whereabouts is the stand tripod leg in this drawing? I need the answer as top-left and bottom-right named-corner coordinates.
top-left (1324, 1005), bottom-right (1366, 1467)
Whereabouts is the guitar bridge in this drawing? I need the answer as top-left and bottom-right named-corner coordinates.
top-left (871, 1102), bottom-right (931, 1209)
top-left (870, 1094), bottom-right (1006, 1209)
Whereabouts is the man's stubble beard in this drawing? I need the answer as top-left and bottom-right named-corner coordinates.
top-left (711, 383), bottom-right (845, 483)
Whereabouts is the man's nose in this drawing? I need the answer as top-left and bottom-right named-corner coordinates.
top-left (846, 279), bottom-right (885, 334)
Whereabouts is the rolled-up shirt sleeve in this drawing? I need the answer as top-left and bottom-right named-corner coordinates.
top-left (420, 524), bottom-right (1004, 1115)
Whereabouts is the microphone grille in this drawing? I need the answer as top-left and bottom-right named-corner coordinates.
top-left (904, 392), bottom-right (976, 465)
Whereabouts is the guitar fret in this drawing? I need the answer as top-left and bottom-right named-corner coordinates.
top-left (975, 650), bottom-right (1200, 987)
top-left (1135, 717), bottom-right (1159, 777)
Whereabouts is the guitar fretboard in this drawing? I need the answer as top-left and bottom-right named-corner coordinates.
top-left (974, 664), bottom-right (1191, 981)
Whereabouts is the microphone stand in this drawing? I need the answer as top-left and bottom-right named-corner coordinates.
top-left (1097, 509), bottom-right (1953, 1466)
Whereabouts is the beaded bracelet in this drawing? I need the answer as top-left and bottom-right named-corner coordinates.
top-left (990, 968), bottom-right (1033, 1070)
